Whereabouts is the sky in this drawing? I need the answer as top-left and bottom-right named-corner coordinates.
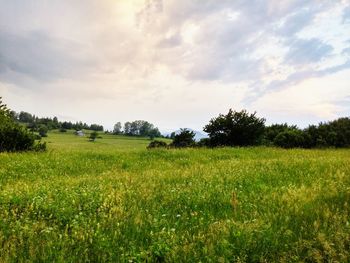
top-left (0, 0), bottom-right (350, 132)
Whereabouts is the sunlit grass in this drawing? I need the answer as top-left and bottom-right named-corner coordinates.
top-left (0, 132), bottom-right (349, 262)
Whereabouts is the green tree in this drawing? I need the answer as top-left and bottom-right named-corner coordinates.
top-left (38, 125), bottom-right (48, 137)
top-left (171, 129), bottom-right (196, 148)
top-left (113, 122), bottom-right (122, 134)
top-left (204, 109), bottom-right (266, 147)
top-left (89, 131), bottom-right (98, 142)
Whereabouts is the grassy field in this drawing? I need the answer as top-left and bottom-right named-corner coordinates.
top-left (0, 131), bottom-right (349, 262)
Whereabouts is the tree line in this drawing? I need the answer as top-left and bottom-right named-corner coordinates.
top-left (1, 96), bottom-right (349, 152)
top-left (113, 121), bottom-right (161, 139)
top-left (149, 109), bottom-right (350, 149)
top-left (10, 111), bottom-right (104, 135)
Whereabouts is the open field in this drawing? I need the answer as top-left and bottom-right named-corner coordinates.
top-left (0, 132), bottom-right (349, 262)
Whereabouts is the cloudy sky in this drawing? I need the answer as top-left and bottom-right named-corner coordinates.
top-left (1, 0), bottom-right (349, 132)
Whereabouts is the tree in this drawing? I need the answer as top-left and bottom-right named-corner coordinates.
top-left (204, 109), bottom-right (266, 147)
top-left (90, 124), bottom-right (103, 131)
top-left (18, 111), bottom-right (34, 123)
top-left (171, 129), bottom-right (196, 148)
top-left (263, 123), bottom-right (298, 145)
top-left (38, 125), bottom-right (48, 137)
top-left (113, 122), bottom-right (122, 134)
top-left (274, 129), bottom-right (305, 149)
top-left (89, 131), bottom-right (98, 142)
top-left (0, 97), bottom-right (45, 152)
top-left (124, 122), bottom-right (132, 135)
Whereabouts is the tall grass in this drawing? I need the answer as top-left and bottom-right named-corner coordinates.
top-left (0, 132), bottom-right (349, 262)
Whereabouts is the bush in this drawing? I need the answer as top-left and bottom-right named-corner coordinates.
top-left (263, 124), bottom-right (298, 145)
top-left (38, 125), bottom-right (48, 137)
top-left (204, 109), bottom-right (265, 147)
top-left (59, 128), bottom-right (67, 132)
top-left (274, 130), bottom-right (305, 148)
top-left (89, 131), bottom-right (98, 141)
top-left (0, 97), bottom-right (45, 152)
top-left (196, 138), bottom-right (211, 147)
top-left (171, 129), bottom-right (196, 148)
top-left (147, 140), bottom-right (168, 149)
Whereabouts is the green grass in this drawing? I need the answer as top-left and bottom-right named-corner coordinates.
top-left (0, 132), bottom-right (349, 262)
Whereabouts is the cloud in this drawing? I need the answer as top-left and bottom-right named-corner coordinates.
top-left (0, 0), bottom-right (349, 130)
top-left (284, 38), bottom-right (334, 65)
top-left (0, 30), bottom-right (91, 82)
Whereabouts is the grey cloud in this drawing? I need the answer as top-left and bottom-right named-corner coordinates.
top-left (284, 38), bottom-right (333, 65)
top-left (0, 30), bottom-right (91, 82)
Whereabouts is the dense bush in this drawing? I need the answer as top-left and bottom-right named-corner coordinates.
top-left (204, 109), bottom-right (265, 147)
top-left (89, 131), bottom-right (98, 141)
top-left (38, 125), bottom-right (48, 137)
top-left (147, 140), bottom-right (168, 149)
top-left (273, 129), bottom-right (306, 148)
top-left (0, 97), bottom-right (45, 152)
top-left (171, 129), bottom-right (196, 148)
top-left (263, 124), bottom-right (298, 145)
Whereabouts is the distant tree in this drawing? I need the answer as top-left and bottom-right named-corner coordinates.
top-left (61, 121), bottom-right (73, 130)
top-left (148, 127), bottom-right (161, 140)
top-left (124, 122), bottom-right (132, 135)
top-left (171, 129), bottom-right (196, 148)
top-left (90, 124), bottom-right (103, 131)
top-left (170, 132), bottom-right (176, 139)
top-left (18, 111), bottom-right (34, 123)
top-left (89, 131), bottom-right (98, 142)
top-left (204, 109), bottom-right (266, 147)
top-left (38, 125), bottom-right (48, 137)
top-left (113, 122), bottom-right (122, 134)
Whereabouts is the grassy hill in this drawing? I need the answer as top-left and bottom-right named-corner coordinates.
top-left (0, 132), bottom-right (349, 262)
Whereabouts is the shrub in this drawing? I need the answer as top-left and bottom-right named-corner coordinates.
top-left (197, 138), bottom-right (211, 147)
top-left (59, 128), bottom-right (67, 132)
top-left (89, 131), bottom-right (98, 141)
top-left (38, 125), bottom-right (48, 137)
top-left (147, 140), bottom-right (168, 149)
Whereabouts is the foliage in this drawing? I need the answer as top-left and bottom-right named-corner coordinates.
top-left (89, 131), bottom-right (98, 141)
top-left (124, 120), bottom-right (161, 138)
top-left (263, 123), bottom-right (298, 145)
top-left (0, 97), bottom-right (45, 152)
top-left (147, 140), bottom-right (168, 149)
top-left (38, 125), bottom-right (48, 137)
top-left (204, 109), bottom-right (266, 146)
top-left (273, 129), bottom-right (306, 148)
top-left (0, 133), bottom-right (349, 262)
top-left (113, 122), bottom-right (122, 134)
top-left (197, 137), bottom-right (211, 147)
top-left (171, 128), bottom-right (196, 148)
top-left (90, 124), bottom-right (104, 131)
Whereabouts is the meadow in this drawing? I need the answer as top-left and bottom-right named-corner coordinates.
top-left (0, 131), bottom-right (349, 262)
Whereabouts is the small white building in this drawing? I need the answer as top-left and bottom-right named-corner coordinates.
top-left (75, 130), bottom-right (85, 136)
